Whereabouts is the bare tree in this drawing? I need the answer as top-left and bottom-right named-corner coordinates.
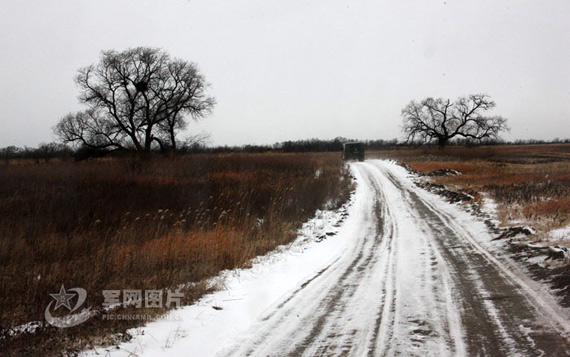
top-left (54, 47), bottom-right (215, 154)
top-left (401, 94), bottom-right (509, 147)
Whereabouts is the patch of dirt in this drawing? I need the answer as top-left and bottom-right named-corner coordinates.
top-left (397, 163), bottom-right (462, 178)
top-left (477, 224), bottom-right (570, 308)
top-left (507, 239), bottom-right (570, 307)
top-left (426, 168), bottom-right (462, 177)
top-left (414, 181), bottom-right (474, 204)
top-left (493, 226), bottom-right (535, 240)
top-left (398, 164), bottom-right (473, 204)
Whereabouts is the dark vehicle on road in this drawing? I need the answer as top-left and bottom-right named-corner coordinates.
top-left (342, 142), bottom-right (365, 161)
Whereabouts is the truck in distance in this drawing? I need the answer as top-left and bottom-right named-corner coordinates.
top-left (342, 142), bottom-right (365, 162)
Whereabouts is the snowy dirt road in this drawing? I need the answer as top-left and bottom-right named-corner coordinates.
top-left (85, 160), bottom-right (570, 356)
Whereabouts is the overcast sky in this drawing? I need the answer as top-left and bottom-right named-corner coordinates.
top-left (1, 0), bottom-right (569, 147)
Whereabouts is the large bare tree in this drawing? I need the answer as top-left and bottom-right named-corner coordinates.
top-left (55, 47), bottom-right (215, 153)
top-left (401, 94), bottom-right (508, 147)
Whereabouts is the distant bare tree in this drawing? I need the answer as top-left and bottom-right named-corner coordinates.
top-left (182, 132), bottom-right (211, 148)
top-left (54, 47), bottom-right (215, 154)
top-left (401, 94), bottom-right (509, 147)
top-left (0, 146), bottom-right (20, 164)
top-left (176, 132), bottom-right (212, 154)
top-left (36, 142), bottom-right (67, 163)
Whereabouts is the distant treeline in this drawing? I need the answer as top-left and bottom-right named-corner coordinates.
top-left (0, 143), bottom-right (73, 163)
top-left (192, 138), bottom-right (400, 154)
top-left (1, 137), bottom-right (569, 161)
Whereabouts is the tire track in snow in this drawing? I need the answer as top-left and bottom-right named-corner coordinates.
top-left (362, 162), bottom-right (465, 357)
top-left (370, 160), bottom-right (570, 356)
top-left (222, 162), bottom-right (468, 356)
top-left (220, 164), bottom-right (393, 356)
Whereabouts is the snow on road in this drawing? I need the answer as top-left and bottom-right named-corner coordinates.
top-left (83, 160), bottom-right (570, 356)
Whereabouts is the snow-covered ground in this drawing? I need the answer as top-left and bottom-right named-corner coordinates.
top-left (549, 226), bottom-right (570, 241)
top-left (83, 160), bottom-right (570, 356)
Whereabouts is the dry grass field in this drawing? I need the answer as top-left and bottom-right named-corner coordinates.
top-left (0, 152), bottom-right (351, 354)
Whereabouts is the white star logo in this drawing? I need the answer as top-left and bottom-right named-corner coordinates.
top-left (49, 284), bottom-right (75, 311)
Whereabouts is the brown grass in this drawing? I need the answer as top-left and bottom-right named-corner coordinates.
top-left (0, 152), bottom-right (350, 354)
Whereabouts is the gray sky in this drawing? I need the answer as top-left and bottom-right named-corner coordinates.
top-left (1, 0), bottom-right (569, 147)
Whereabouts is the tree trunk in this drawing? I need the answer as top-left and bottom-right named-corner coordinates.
top-left (168, 127), bottom-right (177, 153)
